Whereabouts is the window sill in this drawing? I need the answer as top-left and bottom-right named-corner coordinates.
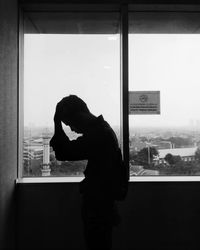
top-left (131, 176), bottom-right (200, 182)
top-left (16, 176), bottom-right (200, 184)
top-left (16, 177), bottom-right (84, 183)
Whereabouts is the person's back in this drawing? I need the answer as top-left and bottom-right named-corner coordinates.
top-left (79, 115), bottom-right (119, 195)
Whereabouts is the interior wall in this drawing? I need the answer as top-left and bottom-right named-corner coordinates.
top-left (1, 1), bottom-right (200, 250)
top-left (19, 0), bottom-right (200, 5)
top-left (17, 182), bottom-right (200, 250)
top-left (0, 0), bottom-right (18, 249)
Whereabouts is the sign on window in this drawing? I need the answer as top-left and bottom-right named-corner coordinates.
top-left (129, 91), bottom-right (160, 115)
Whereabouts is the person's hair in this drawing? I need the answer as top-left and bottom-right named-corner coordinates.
top-left (58, 95), bottom-right (90, 123)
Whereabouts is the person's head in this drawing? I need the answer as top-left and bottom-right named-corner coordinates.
top-left (56, 95), bottom-right (93, 133)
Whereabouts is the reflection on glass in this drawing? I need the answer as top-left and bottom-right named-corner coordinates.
top-left (23, 12), bottom-right (120, 177)
top-left (129, 34), bottom-right (200, 176)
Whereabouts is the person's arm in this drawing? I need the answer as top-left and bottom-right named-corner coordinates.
top-left (50, 129), bottom-right (89, 161)
top-left (50, 120), bottom-right (70, 160)
top-left (50, 105), bottom-right (89, 161)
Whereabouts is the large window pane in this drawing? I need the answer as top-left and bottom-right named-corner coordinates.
top-left (129, 12), bottom-right (200, 176)
top-left (23, 11), bottom-right (120, 177)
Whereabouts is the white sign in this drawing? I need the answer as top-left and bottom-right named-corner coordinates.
top-left (129, 91), bottom-right (160, 115)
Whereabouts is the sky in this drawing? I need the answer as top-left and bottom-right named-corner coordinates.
top-left (129, 34), bottom-right (200, 128)
top-left (24, 34), bottom-right (200, 129)
top-left (24, 34), bottom-right (120, 128)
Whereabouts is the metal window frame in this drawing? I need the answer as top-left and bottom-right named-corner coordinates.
top-left (18, 3), bottom-right (200, 183)
top-left (128, 4), bottom-right (200, 182)
top-left (17, 3), bottom-right (129, 182)
top-left (18, 7), bottom-right (24, 180)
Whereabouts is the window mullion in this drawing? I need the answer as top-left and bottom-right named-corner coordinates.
top-left (120, 4), bottom-right (129, 179)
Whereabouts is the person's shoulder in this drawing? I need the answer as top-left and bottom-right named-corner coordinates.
top-left (86, 116), bottom-right (109, 139)
top-left (97, 116), bottom-right (119, 146)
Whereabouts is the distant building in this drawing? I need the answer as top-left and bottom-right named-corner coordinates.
top-left (155, 147), bottom-right (198, 164)
top-left (23, 144), bottom-right (43, 161)
top-left (154, 141), bottom-right (173, 150)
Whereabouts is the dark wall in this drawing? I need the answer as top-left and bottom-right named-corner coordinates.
top-left (0, 0), bottom-right (18, 249)
top-left (1, 1), bottom-right (200, 250)
top-left (17, 182), bottom-right (200, 250)
top-left (19, 0), bottom-right (200, 5)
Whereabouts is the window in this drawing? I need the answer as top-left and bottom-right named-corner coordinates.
top-left (19, 4), bottom-right (200, 181)
top-left (129, 9), bottom-right (200, 176)
top-left (20, 8), bottom-right (120, 178)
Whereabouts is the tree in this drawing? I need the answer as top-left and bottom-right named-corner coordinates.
top-left (195, 148), bottom-right (200, 163)
top-left (129, 150), bottom-right (138, 162)
top-left (135, 147), bottom-right (159, 165)
top-left (164, 153), bottom-right (174, 165)
top-left (164, 153), bottom-right (182, 165)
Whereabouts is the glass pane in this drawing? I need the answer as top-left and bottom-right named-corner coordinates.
top-left (23, 12), bottom-right (120, 177)
top-left (129, 12), bottom-right (200, 176)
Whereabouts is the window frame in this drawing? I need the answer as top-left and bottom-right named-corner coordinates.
top-left (17, 3), bottom-right (200, 183)
top-left (18, 3), bottom-right (127, 182)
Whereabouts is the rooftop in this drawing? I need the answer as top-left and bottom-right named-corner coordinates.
top-left (158, 147), bottom-right (198, 158)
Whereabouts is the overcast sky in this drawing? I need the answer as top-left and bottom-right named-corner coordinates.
top-left (24, 34), bottom-right (200, 129)
top-left (24, 34), bottom-right (120, 128)
top-left (129, 34), bottom-right (200, 128)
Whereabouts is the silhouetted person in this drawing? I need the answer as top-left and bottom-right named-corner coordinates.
top-left (50, 95), bottom-right (126, 250)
